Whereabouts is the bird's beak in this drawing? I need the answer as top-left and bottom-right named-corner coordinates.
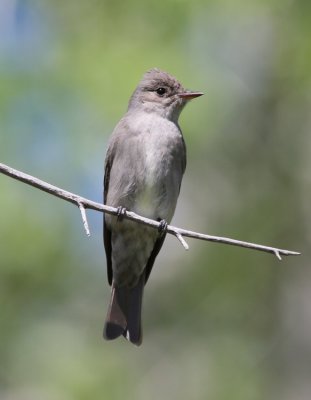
top-left (178, 91), bottom-right (204, 100)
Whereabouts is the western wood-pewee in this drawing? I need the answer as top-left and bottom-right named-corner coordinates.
top-left (103, 68), bottom-right (203, 345)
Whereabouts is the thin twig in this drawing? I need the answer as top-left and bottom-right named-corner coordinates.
top-left (175, 231), bottom-right (189, 250)
top-left (78, 202), bottom-right (90, 237)
top-left (0, 162), bottom-right (301, 259)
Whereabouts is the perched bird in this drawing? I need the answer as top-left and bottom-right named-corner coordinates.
top-left (103, 68), bottom-right (203, 345)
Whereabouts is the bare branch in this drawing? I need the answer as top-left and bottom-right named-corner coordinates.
top-left (0, 162), bottom-right (301, 259)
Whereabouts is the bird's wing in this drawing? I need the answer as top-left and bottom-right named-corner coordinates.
top-left (144, 232), bottom-right (167, 284)
top-left (103, 147), bottom-right (114, 285)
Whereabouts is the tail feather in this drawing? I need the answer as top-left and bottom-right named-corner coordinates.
top-left (104, 275), bottom-right (144, 346)
top-left (103, 285), bottom-right (127, 340)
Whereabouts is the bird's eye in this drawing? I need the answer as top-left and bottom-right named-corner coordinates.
top-left (156, 87), bottom-right (166, 96)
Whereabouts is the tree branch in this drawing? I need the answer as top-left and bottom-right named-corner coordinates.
top-left (0, 162), bottom-right (300, 260)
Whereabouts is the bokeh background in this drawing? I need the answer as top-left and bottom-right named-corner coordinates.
top-left (0, 0), bottom-right (310, 399)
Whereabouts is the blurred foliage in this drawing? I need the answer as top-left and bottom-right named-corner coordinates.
top-left (0, 0), bottom-right (310, 399)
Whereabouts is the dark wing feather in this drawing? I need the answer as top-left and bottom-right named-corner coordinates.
top-left (103, 152), bottom-right (113, 285)
top-left (144, 232), bottom-right (167, 284)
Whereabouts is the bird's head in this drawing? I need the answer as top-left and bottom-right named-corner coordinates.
top-left (128, 68), bottom-right (203, 122)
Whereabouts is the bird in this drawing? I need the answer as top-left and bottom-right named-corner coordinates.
top-left (103, 68), bottom-right (203, 345)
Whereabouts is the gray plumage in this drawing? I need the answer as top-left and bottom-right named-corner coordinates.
top-left (103, 68), bottom-right (203, 345)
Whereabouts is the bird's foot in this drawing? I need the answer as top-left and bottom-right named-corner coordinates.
top-left (116, 206), bottom-right (127, 221)
top-left (158, 219), bottom-right (168, 236)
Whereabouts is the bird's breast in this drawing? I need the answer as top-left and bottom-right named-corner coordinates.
top-left (132, 114), bottom-right (183, 219)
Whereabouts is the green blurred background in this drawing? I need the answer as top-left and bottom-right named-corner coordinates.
top-left (0, 0), bottom-right (310, 399)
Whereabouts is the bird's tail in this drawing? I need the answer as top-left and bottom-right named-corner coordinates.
top-left (103, 275), bottom-right (144, 346)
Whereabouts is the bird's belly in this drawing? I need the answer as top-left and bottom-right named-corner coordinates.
top-left (135, 185), bottom-right (156, 218)
top-left (111, 220), bottom-right (158, 286)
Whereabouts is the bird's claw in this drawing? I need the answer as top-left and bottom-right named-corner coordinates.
top-left (158, 219), bottom-right (168, 236)
top-left (116, 206), bottom-right (127, 221)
